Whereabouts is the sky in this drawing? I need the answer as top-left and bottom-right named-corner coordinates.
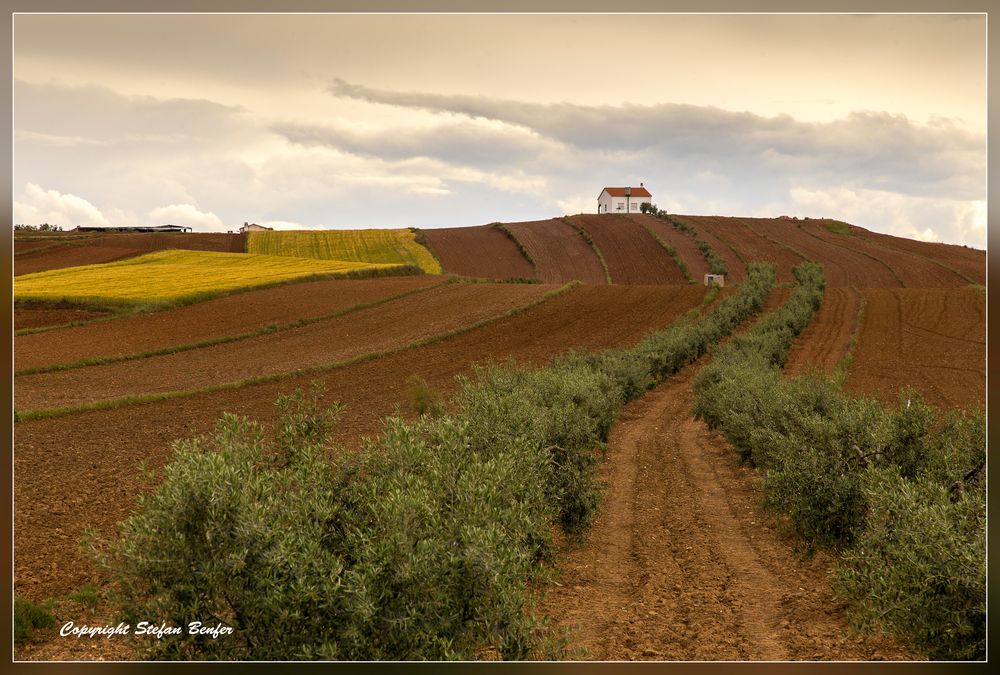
top-left (12, 13), bottom-right (987, 248)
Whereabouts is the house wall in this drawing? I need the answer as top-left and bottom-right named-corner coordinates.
top-left (598, 191), bottom-right (652, 214)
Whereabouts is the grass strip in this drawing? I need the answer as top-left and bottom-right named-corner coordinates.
top-left (15, 280), bottom-right (449, 377)
top-left (660, 213), bottom-right (733, 272)
top-left (561, 217), bottom-right (611, 284)
top-left (634, 217), bottom-right (694, 283)
top-left (491, 222), bottom-right (540, 280)
top-left (832, 289), bottom-right (867, 385)
top-left (16, 281), bottom-right (582, 422)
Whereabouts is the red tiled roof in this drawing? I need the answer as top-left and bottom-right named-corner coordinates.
top-left (601, 186), bottom-right (652, 198)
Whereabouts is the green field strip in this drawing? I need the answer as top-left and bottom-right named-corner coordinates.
top-left (247, 229), bottom-right (442, 274)
top-left (633, 217), bottom-right (695, 283)
top-left (491, 222), bottom-right (540, 279)
top-left (561, 217), bottom-right (612, 284)
top-left (15, 281), bottom-right (581, 422)
top-left (14, 280), bottom-right (450, 378)
top-left (797, 224), bottom-right (907, 287)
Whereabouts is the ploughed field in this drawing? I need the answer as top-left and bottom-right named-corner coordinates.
top-left (14, 279), bottom-right (711, 602)
top-left (12, 215), bottom-right (985, 659)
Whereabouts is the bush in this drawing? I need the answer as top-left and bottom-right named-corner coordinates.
top-left (94, 384), bottom-right (556, 660)
top-left (837, 468), bottom-right (985, 660)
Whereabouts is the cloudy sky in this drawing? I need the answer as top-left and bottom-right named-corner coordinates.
top-left (13, 13), bottom-right (986, 247)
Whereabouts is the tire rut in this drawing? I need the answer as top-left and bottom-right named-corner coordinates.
top-left (541, 364), bottom-right (913, 661)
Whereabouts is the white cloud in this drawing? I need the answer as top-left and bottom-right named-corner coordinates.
top-left (556, 194), bottom-right (596, 215)
top-left (13, 182), bottom-right (110, 227)
top-left (146, 203), bottom-right (225, 231)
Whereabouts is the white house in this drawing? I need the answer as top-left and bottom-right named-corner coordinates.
top-left (598, 184), bottom-right (652, 214)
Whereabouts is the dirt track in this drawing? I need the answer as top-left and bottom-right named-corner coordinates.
top-left (845, 288), bottom-right (985, 409)
top-left (14, 284), bottom-right (708, 603)
top-left (568, 215), bottom-right (687, 284)
top-left (420, 225), bottom-right (536, 280)
top-left (504, 219), bottom-right (608, 284)
top-left (542, 365), bottom-right (913, 660)
top-left (15, 276), bottom-right (439, 372)
top-left (784, 288), bottom-right (862, 377)
top-left (15, 283), bottom-right (553, 411)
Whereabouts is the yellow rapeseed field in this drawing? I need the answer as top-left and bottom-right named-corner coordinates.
top-left (14, 249), bottom-right (399, 306)
top-left (247, 229), bottom-right (442, 274)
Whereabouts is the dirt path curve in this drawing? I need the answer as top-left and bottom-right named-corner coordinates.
top-left (542, 365), bottom-right (913, 661)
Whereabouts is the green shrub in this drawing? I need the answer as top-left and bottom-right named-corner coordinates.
top-left (14, 597), bottom-right (56, 644)
top-left (837, 467), bottom-right (985, 660)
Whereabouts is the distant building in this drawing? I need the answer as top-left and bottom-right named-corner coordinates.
top-left (73, 224), bottom-right (192, 233)
top-left (598, 184), bottom-right (653, 214)
top-left (704, 273), bottom-right (725, 287)
top-left (239, 222), bottom-right (273, 233)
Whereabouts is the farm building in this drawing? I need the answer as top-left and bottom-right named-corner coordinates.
top-left (598, 184), bottom-right (652, 214)
top-left (240, 222), bottom-right (273, 233)
top-left (73, 224), bottom-right (192, 233)
top-left (704, 273), bottom-right (725, 287)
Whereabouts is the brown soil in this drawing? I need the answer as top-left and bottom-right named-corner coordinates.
top-left (802, 221), bottom-right (972, 288)
top-left (15, 283), bottom-right (554, 411)
top-left (504, 218), bottom-right (608, 284)
top-left (15, 276), bottom-right (439, 372)
top-left (784, 288), bottom-right (862, 377)
top-left (629, 214), bottom-right (710, 282)
top-left (845, 288), bottom-right (985, 409)
top-left (14, 308), bottom-right (112, 332)
top-left (14, 284), bottom-right (707, 605)
top-left (14, 246), bottom-right (146, 276)
top-left (678, 216), bottom-right (804, 284)
top-left (89, 232), bottom-right (247, 253)
top-left (567, 215), bottom-right (688, 284)
top-left (420, 225), bottom-right (536, 279)
top-left (845, 223), bottom-right (985, 285)
top-left (671, 217), bottom-right (748, 284)
top-left (738, 219), bottom-right (900, 288)
top-left (540, 363), bottom-right (914, 660)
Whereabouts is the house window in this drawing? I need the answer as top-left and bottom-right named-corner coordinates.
top-left (616, 202), bottom-right (624, 211)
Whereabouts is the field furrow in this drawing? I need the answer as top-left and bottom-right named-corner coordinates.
top-left (801, 221), bottom-right (972, 288)
top-left (503, 218), bottom-right (608, 284)
top-left (678, 215), bottom-right (803, 283)
top-left (419, 225), bottom-right (535, 279)
top-left (15, 283), bottom-right (555, 412)
top-left (15, 276), bottom-right (440, 372)
top-left (784, 288), bottom-right (861, 376)
top-left (567, 214), bottom-right (688, 284)
top-left (845, 288), bottom-right (985, 408)
top-left (630, 214), bottom-right (710, 281)
top-left (739, 219), bottom-right (900, 287)
top-left (14, 284), bottom-right (708, 602)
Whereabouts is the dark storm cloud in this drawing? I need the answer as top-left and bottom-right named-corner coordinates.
top-left (271, 120), bottom-right (551, 169)
top-left (328, 78), bottom-right (985, 201)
